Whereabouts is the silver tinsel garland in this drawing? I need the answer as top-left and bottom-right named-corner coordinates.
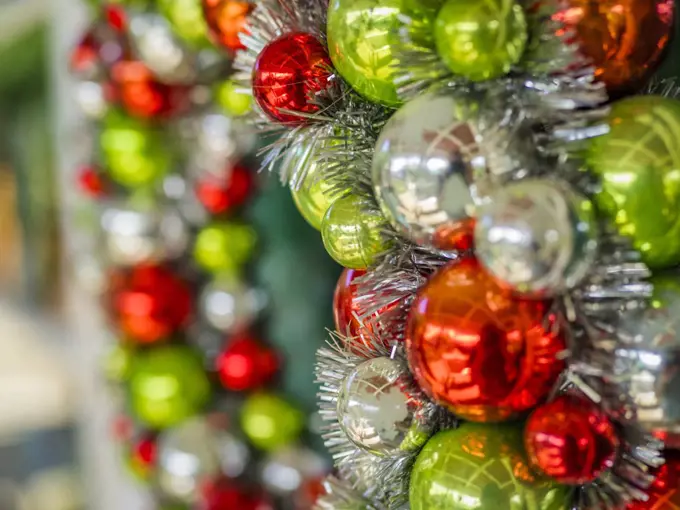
top-left (234, 1), bottom-right (669, 509)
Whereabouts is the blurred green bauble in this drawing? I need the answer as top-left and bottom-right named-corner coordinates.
top-left (289, 138), bottom-right (342, 231)
top-left (435, 0), bottom-right (527, 81)
top-left (240, 393), bottom-right (304, 451)
top-left (128, 345), bottom-right (211, 428)
top-left (215, 80), bottom-right (252, 116)
top-left (103, 343), bottom-right (135, 382)
top-left (321, 193), bottom-right (391, 269)
top-left (410, 423), bottom-right (571, 510)
top-left (587, 95), bottom-right (680, 269)
top-left (100, 111), bottom-right (173, 188)
top-left (193, 221), bottom-right (257, 274)
top-left (158, 0), bottom-right (211, 48)
top-left (327, 0), bottom-right (402, 106)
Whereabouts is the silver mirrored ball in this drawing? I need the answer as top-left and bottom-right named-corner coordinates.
top-left (200, 275), bottom-right (266, 332)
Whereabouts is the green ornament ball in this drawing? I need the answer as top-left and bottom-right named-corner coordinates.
top-left (240, 393), bottom-right (304, 451)
top-left (587, 95), bottom-right (680, 269)
top-left (157, 0), bottom-right (211, 48)
top-left (435, 0), bottom-right (527, 81)
top-left (128, 345), bottom-right (211, 429)
top-left (215, 80), bottom-right (252, 117)
top-left (410, 423), bottom-right (572, 510)
top-left (327, 0), bottom-right (402, 106)
top-left (321, 193), bottom-right (391, 270)
top-left (193, 221), bottom-right (257, 274)
top-left (103, 343), bottom-right (135, 382)
top-left (100, 111), bottom-right (173, 188)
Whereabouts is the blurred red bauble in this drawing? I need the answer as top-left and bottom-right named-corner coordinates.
top-left (200, 479), bottom-right (273, 510)
top-left (103, 4), bottom-right (127, 32)
top-left (70, 21), bottom-right (128, 79)
top-left (130, 433), bottom-right (157, 476)
top-left (110, 264), bottom-right (193, 343)
top-left (196, 164), bottom-right (255, 215)
top-left (524, 394), bottom-right (618, 485)
top-left (77, 165), bottom-right (108, 198)
top-left (626, 451), bottom-right (680, 509)
top-left (215, 332), bottom-right (279, 391)
top-left (406, 258), bottom-right (566, 422)
top-left (111, 414), bottom-right (135, 442)
top-left (557, 0), bottom-right (674, 95)
top-left (333, 268), bottom-right (399, 352)
top-left (252, 32), bottom-right (332, 125)
top-left (110, 61), bottom-right (192, 119)
top-left (202, 0), bottom-right (253, 51)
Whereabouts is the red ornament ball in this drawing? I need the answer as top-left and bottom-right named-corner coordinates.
top-left (110, 60), bottom-right (192, 119)
top-left (626, 451), bottom-right (680, 509)
top-left (130, 433), bottom-right (158, 477)
top-left (195, 164), bottom-right (255, 215)
top-left (524, 394), bottom-right (619, 485)
top-left (406, 258), bottom-right (566, 422)
top-left (333, 268), bottom-right (399, 352)
top-left (110, 264), bottom-right (193, 343)
top-left (252, 32), bottom-right (332, 125)
top-left (77, 165), bottom-right (108, 198)
top-left (202, 0), bottom-right (253, 51)
top-left (215, 332), bottom-right (279, 391)
top-left (200, 479), bottom-right (273, 510)
top-left (70, 21), bottom-right (128, 79)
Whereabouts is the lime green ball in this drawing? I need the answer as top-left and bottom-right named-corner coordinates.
top-left (103, 343), bottom-right (135, 382)
top-left (158, 0), bottom-right (211, 48)
top-left (100, 112), bottom-right (173, 188)
top-left (321, 193), bottom-right (391, 269)
top-left (215, 80), bottom-right (252, 117)
top-left (434, 0), bottom-right (527, 81)
top-left (193, 221), bottom-right (257, 274)
top-left (587, 96), bottom-right (680, 269)
top-left (410, 423), bottom-right (572, 510)
top-left (240, 393), bottom-right (304, 451)
top-left (128, 346), bottom-right (211, 429)
top-left (327, 0), bottom-right (403, 106)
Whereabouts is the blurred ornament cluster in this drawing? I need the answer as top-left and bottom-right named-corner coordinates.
top-left (68, 1), bottom-right (330, 508)
top-left (198, 0), bottom-right (680, 508)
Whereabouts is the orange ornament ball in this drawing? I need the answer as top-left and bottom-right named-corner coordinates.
top-left (406, 258), bottom-right (566, 422)
top-left (557, 0), bottom-right (674, 95)
top-left (202, 0), bottom-right (253, 51)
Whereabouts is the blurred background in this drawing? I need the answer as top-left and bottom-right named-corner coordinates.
top-left (0, 1), bottom-right (679, 509)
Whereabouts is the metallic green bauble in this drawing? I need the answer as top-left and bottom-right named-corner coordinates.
top-left (158, 0), bottom-right (211, 48)
top-left (240, 393), bottom-right (304, 451)
top-left (327, 0), bottom-right (402, 106)
top-left (435, 0), bottom-right (527, 81)
top-left (410, 423), bottom-right (572, 510)
top-left (321, 193), bottom-right (391, 269)
top-left (128, 346), bottom-right (211, 429)
top-left (587, 96), bottom-right (680, 269)
top-left (100, 111), bottom-right (173, 188)
top-left (193, 221), bottom-right (257, 274)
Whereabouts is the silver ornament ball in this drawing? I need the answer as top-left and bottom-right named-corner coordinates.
top-left (259, 446), bottom-right (327, 496)
top-left (157, 418), bottom-right (250, 502)
top-left (474, 179), bottom-right (598, 296)
top-left (336, 357), bottom-right (432, 456)
top-left (372, 90), bottom-right (535, 248)
top-left (200, 275), bottom-right (266, 333)
top-left (100, 204), bottom-right (189, 266)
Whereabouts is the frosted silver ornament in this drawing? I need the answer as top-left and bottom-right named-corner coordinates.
top-left (74, 80), bottom-right (109, 119)
top-left (475, 179), bottom-right (598, 296)
top-left (157, 418), bottom-right (250, 502)
top-left (200, 275), bottom-right (266, 333)
top-left (372, 90), bottom-right (535, 248)
top-left (336, 357), bottom-right (432, 456)
top-left (100, 204), bottom-right (189, 265)
top-left (259, 446), bottom-right (327, 496)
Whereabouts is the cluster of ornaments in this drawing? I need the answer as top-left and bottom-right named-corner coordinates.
top-left (69, 2), bottom-right (328, 509)
top-left (220, 0), bottom-right (680, 508)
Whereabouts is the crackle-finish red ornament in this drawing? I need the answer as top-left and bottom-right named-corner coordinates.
top-left (524, 394), bottom-right (619, 485)
top-left (333, 268), bottom-right (399, 352)
top-left (215, 332), bottom-right (279, 391)
top-left (626, 451), bottom-right (680, 509)
top-left (201, 479), bottom-right (273, 510)
top-left (110, 60), bottom-right (192, 119)
top-left (406, 258), bottom-right (566, 422)
top-left (196, 164), bottom-right (255, 215)
top-left (557, 0), bottom-right (674, 95)
top-left (252, 32), bottom-right (332, 125)
top-left (110, 264), bottom-right (193, 343)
